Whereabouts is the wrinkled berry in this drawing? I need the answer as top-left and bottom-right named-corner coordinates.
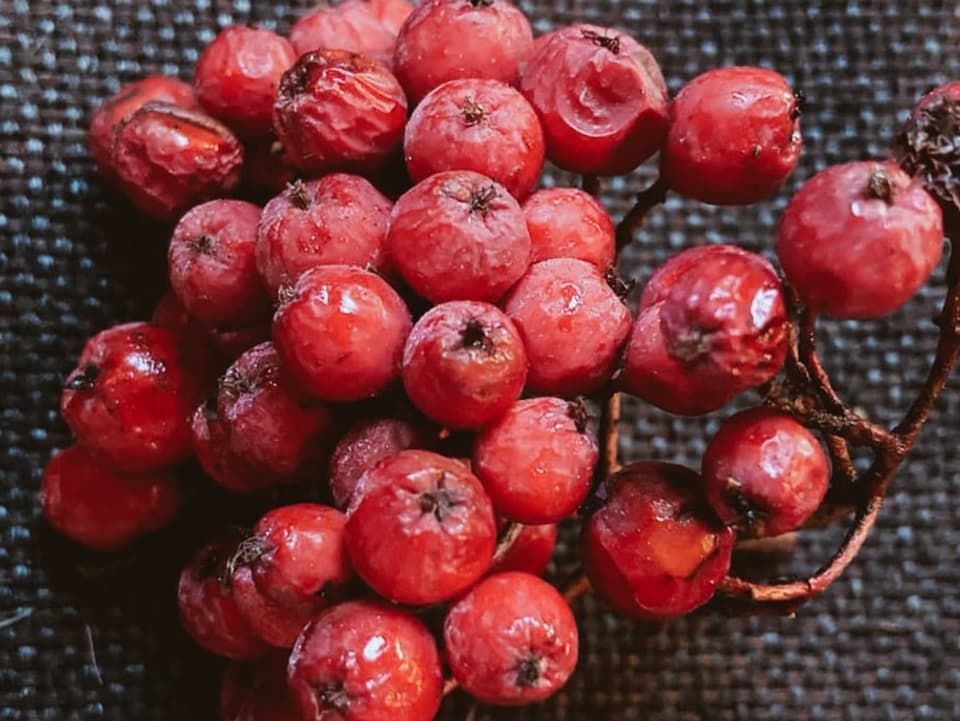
top-left (289, 1), bottom-right (397, 67)
top-left (489, 522), bottom-right (557, 576)
top-left (522, 187), bottom-right (615, 269)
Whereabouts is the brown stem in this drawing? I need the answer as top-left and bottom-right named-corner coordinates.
top-left (596, 393), bottom-right (621, 480)
top-left (563, 575), bottom-right (591, 603)
top-left (491, 522), bottom-right (523, 566)
top-left (615, 176), bottom-right (668, 250)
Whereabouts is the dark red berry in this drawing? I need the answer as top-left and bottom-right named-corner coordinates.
top-left (401, 301), bottom-right (527, 429)
top-left (241, 136), bottom-right (295, 196)
top-left (112, 102), bottom-right (244, 221)
top-left (218, 342), bottom-right (337, 477)
top-left (221, 661), bottom-right (253, 721)
top-left (273, 265), bottom-right (412, 402)
top-left (489, 522), bottom-right (557, 576)
top-left (178, 538), bottom-right (270, 660)
top-left (444, 572), bottom-right (578, 706)
top-left (393, 0), bottom-right (534, 104)
top-left (638, 244), bottom-right (756, 310)
top-left (702, 408), bottom-right (830, 536)
top-left (387, 170), bottom-right (532, 303)
top-left (231, 566), bottom-right (312, 649)
top-left (522, 187), bottom-right (615, 269)
top-left (40, 445), bottom-right (181, 552)
top-left (61, 322), bottom-right (204, 472)
top-left (777, 161), bottom-right (943, 319)
top-left (584, 461), bottom-right (734, 619)
top-left (288, 601), bottom-right (443, 721)
top-left (520, 24), bottom-right (668, 175)
top-left (473, 397), bottom-right (597, 523)
top-left (345, 450), bottom-right (496, 604)
top-left (225, 654), bottom-right (301, 721)
top-left (255, 175), bottom-right (393, 295)
top-left (194, 26), bottom-right (297, 138)
top-left (273, 50), bottom-right (407, 176)
top-left (661, 66), bottom-right (802, 205)
top-left (404, 78), bottom-right (545, 200)
top-left (503, 258), bottom-right (631, 397)
top-left (289, 2), bottom-right (397, 68)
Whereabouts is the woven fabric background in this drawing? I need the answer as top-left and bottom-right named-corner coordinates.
top-left (2, 1), bottom-right (959, 719)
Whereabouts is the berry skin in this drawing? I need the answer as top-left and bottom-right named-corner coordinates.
top-left (404, 78), bottom-right (545, 200)
top-left (288, 601), bottom-right (443, 721)
top-left (273, 265), bottom-right (412, 402)
top-left (255, 175), bottom-right (393, 295)
top-left (584, 461), bottom-right (735, 619)
top-left (444, 572), bottom-right (578, 706)
top-left (345, 450), bottom-right (497, 604)
top-left (777, 161), bottom-right (943, 319)
top-left (503, 258), bottom-right (632, 397)
top-left (230, 566), bottom-right (312, 649)
top-left (223, 654), bottom-right (301, 721)
top-left (489, 522), bottom-right (557, 576)
top-left (112, 102), bottom-right (244, 221)
top-left (638, 243), bottom-right (756, 310)
top-left (401, 301), bottom-right (527, 429)
top-left (40, 445), bottom-right (181, 552)
top-left (473, 397), bottom-right (597, 523)
top-left (360, 0), bottom-right (415, 35)
top-left (89, 75), bottom-right (195, 183)
top-left (702, 408), bottom-right (830, 536)
top-left (661, 67), bottom-right (802, 205)
top-left (194, 26), bottom-right (297, 138)
top-left (168, 200), bottom-right (270, 330)
top-left (218, 342), bottom-right (337, 478)
top-left (61, 322), bottom-right (204, 472)
top-left (387, 170), bottom-right (532, 303)
top-left (177, 538), bottom-right (270, 660)
top-left (289, 1), bottom-right (397, 68)
top-left (393, 0), bottom-right (534, 104)
top-left (273, 50), bottom-right (407, 176)
top-left (520, 24), bottom-right (668, 175)
top-left (522, 187), bottom-right (616, 269)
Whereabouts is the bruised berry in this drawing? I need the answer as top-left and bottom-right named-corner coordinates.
top-left (289, 1), bottom-right (397, 68)
top-left (522, 187), bottom-right (615, 269)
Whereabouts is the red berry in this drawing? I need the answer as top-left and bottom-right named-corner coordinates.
top-left (111, 102), bottom-right (244, 221)
top-left (168, 200), bottom-right (270, 329)
top-left (288, 601), bottom-right (443, 721)
top-left (289, 2), bottom-right (397, 68)
top-left (702, 408), bottom-right (830, 536)
top-left (225, 654), bottom-right (301, 721)
top-left (177, 538), bottom-right (270, 660)
top-left (777, 161), bottom-right (943, 319)
top-left (230, 566), bottom-right (312, 649)
top-left (387, 170), bottom-right (532, 303)
top-left (393, 0), bottom-right (534, 104)
top-left (404, 78), bottom-right (545, 200)
top-left (328, 417), bottom-right (430, 509)
top-left (218, 342), bottom-right (337, 477)
top-left (638, 243), bottom-right (756, 310)
top-left (522, 187), bottom-right (615, 269)
top-left (273, 265), bottom-right (412, 402)
top-left (40, 445), bottom-right (181, 552)
top-left (584, 462), bottom-right (734, 619)
top-left (220, 662), bottom-right (253, 721)
top-left (273, 50), bottom-right (407, 176)
top-left (503, 258), bottom-right (631, 397)
top-left (241, 136), bottom-right (295, 196)
top-left (61, 322), bottom-right (203, 472)
top-left (401, 301), bottom-right (527, 429)
top-left (661, 66), bottom-right (802, 205)
top-left (489, 522), bottom-right (557, 576)
top-left (255, 175), bottom-right (393, 295)
top-left (360, 0), bottom-right (415, 35)
top-left (194, 26), bottom-right (297, 138)
top-left (89, 75), bottom-right (195, 183)
top-left (345, 450), bottom-right (496, 604)
top-left (473, 397), bottom-right (597, 523)
top-left (520, 24), bottom-right (668, 175)
top-left (444, 572), bottom-right (578, 705)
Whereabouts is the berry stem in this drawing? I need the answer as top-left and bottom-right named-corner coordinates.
top-left (615, 176), bottom-right (669, 250)
top-left (491, 521), bottom-right (523, 565)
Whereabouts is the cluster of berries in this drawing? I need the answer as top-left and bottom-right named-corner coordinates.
top-left (40, 0), bottom-right (954, 718)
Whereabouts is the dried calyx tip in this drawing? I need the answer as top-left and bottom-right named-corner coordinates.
top-left (723, 477), bottom-right (769, 532)
top-left (189, 234), bottom-right (214, 253)
top-left (791, 89), bottom-right (805, 121)
top-left (287, 179), bottom-right (312, 209)
top-left (224, 535), bottom-right (270, 586)
top-left (894, 93), bottom-right (960, 208)
top-left (467, 0), bottom-right (495, 6)
top-left (515, 656), bottom-right (542, 687)
top-left (581, 29), bottom-right (621, 54)
top-left (65, 363), bottom-right (100, 392)
top-left (461, 318), bottom-right (492, 352)
top-left (604, 267), bottom-right (635, 299)
top-left (867, 168), bottom-right (896, 203)
top-left (460, 98), bottom-right (485, 126)
top-left (469, 185), bottom-right (498, 215)
top-left (567, 398), bottom-right (590, 434)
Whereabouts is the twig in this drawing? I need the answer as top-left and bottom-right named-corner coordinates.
top-left (491, 522), bottom-right (523, 566)
top-left (615, 176), bottom-right (668, 250)
top-left (84, 623), bottom-right (104, 685)
top-left (0, 607), bottom-right (32, 630)
top-left (563, 575), bottom-right (591, 603)
top-left (596, 393), bottom-right (621, 480)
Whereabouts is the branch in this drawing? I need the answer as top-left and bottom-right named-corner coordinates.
top-left (615, 176), bottom-right (668, 250)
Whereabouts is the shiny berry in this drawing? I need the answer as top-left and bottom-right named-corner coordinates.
top-left (393, 0), bottom-right (534, 104)
top-left (288, 601), bottom-right (443, 721)
top-left (61, 322), bottom-right (203, 472)
top-left (190, 400), bottom-right (280, 494)
top-left (194, 26), bottom-right (297, 138)
top-left (401, 301), bottom-right (527, 429)
top-left (489, 522), bottom-right (557, 576)
top-left (289, 1), bottom-right (397, 68)
top-left (230, 566), bottom-right (312, 649)
top-left (444, 572), bottom-right (578, 706)
top-left (273, 265), bottom-right (412, 402)
top-left (520, 24), bottom-right (668, 175)
top-left (112, 102), bottom-right (243, 221)
top-left (638, 244), bottom-right (756, 310)
top-left (777, 161), bottom-right (943, 319)
top-left (702, 408), bottom-right (830, 536)
top-left (503, 258), bottom-right (631, 396)
top-left (273, 50), bottom-right (407, 176)
top-left (523, 187), bottom-right (615, 269)
top-left (473, 397), bottom-right (597, 523)
top-left (404, 78), bottom-right (545, 200)
top-left (387, 170), bottom-right (532, 303)
top-left (661, 66), bottom-right (802, 205)
top-left (345, 450), bottom-right (496, 604)
top-left (584, 461), bottom-right (734, 619)
top-left (40, 445), bottom-right (181, 552)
